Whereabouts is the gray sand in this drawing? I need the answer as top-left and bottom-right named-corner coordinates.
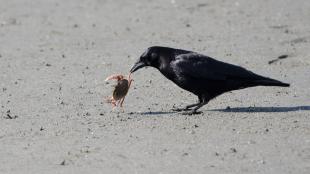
top-left (0, 0), bottom-right (310, 173)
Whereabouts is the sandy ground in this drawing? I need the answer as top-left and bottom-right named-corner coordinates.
top-left (0, 0), bottom-right (310, 173)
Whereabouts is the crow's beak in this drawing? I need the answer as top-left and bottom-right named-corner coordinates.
top-left (130, 61), bottom-right (146, 73)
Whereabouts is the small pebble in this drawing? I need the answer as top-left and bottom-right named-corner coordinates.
top-left (60, 160), bottom-right (66, 165)
top-left (230, 148), bottom-right (237, 153)
top-left (182, 152), bottom-right (189, 156)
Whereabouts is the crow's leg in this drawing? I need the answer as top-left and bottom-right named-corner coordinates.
top-left (182, 95), bottom-right (210, 115)
top-left (172, 96), bottom-right (202, 111)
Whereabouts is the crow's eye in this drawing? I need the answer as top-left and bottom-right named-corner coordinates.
top-left (151, 53), bottom-right (158, 60)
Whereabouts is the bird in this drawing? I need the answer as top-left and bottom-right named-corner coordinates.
top-left (130, 46), bottom-right (290, 114)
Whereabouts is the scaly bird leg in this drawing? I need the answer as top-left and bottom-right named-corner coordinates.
top-left (182, 96), bottom-right (210, 115)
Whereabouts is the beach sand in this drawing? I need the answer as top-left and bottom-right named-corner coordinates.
top-left (0, 0), bottom-right (310, 173)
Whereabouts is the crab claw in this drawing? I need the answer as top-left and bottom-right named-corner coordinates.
top-left (105, 74), bottom-right (125, 81)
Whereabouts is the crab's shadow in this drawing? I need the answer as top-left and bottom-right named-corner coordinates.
top-left (211, 106), bottom-right (310, 113)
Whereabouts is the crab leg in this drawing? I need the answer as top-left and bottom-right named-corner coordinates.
top-left (105, 74), bottom-right (124, 81)
top-left (111, 98), bottom-right (117, 108)
top-left (120, 97), bottom-right (125, 108)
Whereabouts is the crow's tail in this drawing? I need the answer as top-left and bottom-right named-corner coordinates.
top-left (253, 77), bottom-right (290, 87)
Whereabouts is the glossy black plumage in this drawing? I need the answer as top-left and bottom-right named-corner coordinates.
top-left (130, 46), bottom-right (290, 114)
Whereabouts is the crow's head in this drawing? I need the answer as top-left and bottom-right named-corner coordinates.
top-left (130, 46), bottom-right (163, 73)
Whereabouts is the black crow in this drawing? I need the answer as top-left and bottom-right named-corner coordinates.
top-left (130, 46), bottom-right (290, 114)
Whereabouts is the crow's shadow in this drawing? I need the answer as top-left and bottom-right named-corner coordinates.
top-left (129, 111), bottom-right (177, 115)
top-left (211, 106), bottom-right (310, 113)
top-left (129, 106), bottom-right (310, 115)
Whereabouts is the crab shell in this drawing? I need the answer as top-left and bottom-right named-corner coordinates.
top-left (112, 79), bottom-right (130, 100)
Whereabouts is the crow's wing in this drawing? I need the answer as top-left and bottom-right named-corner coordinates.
top-left (172, 53), bottom-right (258, 81)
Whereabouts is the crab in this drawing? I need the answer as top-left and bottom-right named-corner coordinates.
top-left (105, 73), bottom-right (133, 109)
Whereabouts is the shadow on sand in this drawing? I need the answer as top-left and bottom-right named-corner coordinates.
top-left (211, 106), bottom-right (310, 113)
top-left (129, 106), bottom-right (310, 115)
top-left (129, 111), bottom-right (177, 115)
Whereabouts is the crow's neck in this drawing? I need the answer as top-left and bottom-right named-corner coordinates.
top-left (157, 58), bottom-right (176, 81)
